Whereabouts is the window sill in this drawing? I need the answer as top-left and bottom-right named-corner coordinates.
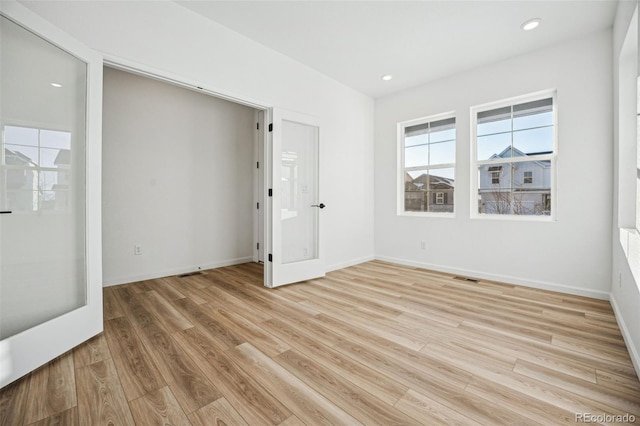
top-left (470, 213), bottom-right (555, 222)
top-left (398, 211), bottom-right (456, 219)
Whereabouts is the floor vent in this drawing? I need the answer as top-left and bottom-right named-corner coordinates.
top-left (177, 271), bottom-right (204, 278)
top-left (453, 276), bottom-right (479, 283)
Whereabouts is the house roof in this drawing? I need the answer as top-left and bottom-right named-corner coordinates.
top-left (488, 146), bottom-right (551, 168)
top-left (406, 172), bottom-right (454, 190)
top-left (4, 148), bottom-right (37, 167)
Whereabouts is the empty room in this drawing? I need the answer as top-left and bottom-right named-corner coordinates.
top-left (1, 0), bottom-right (639, 425)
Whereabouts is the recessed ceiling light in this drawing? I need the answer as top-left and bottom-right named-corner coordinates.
top-left (521, 18), bottom-right (541, 31)
top-left (51, 83), bottom-right (62, 88)
top-left (381, 74), bottom-right (393, 81)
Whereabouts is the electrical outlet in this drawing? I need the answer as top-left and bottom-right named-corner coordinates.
top-left (134, 245), bottom-right (142, 256)
top-left (420, 240), bottom-right (427, 250)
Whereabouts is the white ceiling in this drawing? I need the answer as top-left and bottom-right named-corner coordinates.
top-left (175, 0), bottom-right (618, 98)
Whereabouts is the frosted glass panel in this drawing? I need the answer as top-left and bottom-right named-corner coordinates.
top-left (0, 16), bottom-right (87, 339)
top-left (280, 119), bottom-right (318, 264)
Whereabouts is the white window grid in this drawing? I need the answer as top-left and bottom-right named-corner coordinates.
top-left (397, 111), bottom-right (456, 216)
top-left (470, 90), bottom-right (557, 220)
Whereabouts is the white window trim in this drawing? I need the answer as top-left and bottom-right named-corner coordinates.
top-left (397, 111), bottom-right (456, 217)
top-left (470, 89), bottom-right (558, 221)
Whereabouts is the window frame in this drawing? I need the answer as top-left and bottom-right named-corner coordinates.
top-left (397, 111), bottom-right (456, 217)
top-left (470, 90), bottom-right (557, 221)
top-left (523, 170), bottom-right (533, 184)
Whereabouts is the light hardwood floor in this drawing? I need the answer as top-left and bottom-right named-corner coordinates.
top-left (1, 261), bottom-right (639, 425)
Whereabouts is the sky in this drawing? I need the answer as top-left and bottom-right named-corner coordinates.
top-left (404, 111), bottom-right (553, 181)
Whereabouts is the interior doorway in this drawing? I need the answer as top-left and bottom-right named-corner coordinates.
top-left (101, 64), bottom-right (268, 286)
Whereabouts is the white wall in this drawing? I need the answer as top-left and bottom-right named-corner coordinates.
top-left (611, 0), bottom-right (640, 377)
top-left (21, 0), bottom-right (376, 277)
top-left (102, 67), bottom-right (256, 285)
top-left (375, 30), bottom-right (613, 299)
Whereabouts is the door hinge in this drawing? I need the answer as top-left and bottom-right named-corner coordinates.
top-left (257, 242), bottom-right (260, 250)
top-left (268, 189), bottom-right (272, 197)
top-left (257, 202), bottom-right (259, 209)
top-left (257, 161), bottom-right (259, 169)
top-left (268, 253), bottom-right (272, 262)
top-left (268, 123), bottom-right (273, 132)
top-left (257, 122), bottom-right (259, 130)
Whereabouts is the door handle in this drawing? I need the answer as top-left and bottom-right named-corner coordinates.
top-left (311, 203), bottom-right (326, 209)
top-left (0, 211), bottom-right (12, 214)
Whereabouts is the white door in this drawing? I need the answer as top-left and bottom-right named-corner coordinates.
top-left (266, 108), bottom-right (325, 287)
top-left (0, 1), bottom-right (102, 388)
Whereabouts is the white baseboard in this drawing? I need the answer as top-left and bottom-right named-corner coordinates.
top-left (102, 256), bottom-right (254, 287)
top-left (326, 255), bottom-right (376, 273)
top-left (609, 294), bottom-right (640, 380)
top-left (374, 255), bottom-right (611, 300)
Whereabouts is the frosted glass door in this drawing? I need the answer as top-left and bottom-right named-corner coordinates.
top-left (0, 2), bottom-right (103, 388)
top-left (281, 119), bottom-right (319, 264)
top-left (268, 109), bottom-right (324, 287)
top-left (0, 15), bottom-right (87, 339)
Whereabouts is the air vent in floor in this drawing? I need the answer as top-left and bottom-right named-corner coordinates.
top-left (452, 276), bottom-right (479, 283)
top-left (177, 271), bottom-right (204, 278)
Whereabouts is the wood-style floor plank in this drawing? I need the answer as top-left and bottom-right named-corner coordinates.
top-left (129, 386), bottom-right (191, 426)
top-left (1, 260), bottom-right (639, 425)
top-left (72, 333), bottom-right (111, 369)
top-left (102, 287), bottom-right (124, 320)
top-left (513, 359), bottom-right (640, 415)
top-left (260, 316), bottom-right (409, 405)
top-left (394, 389), bottom-right (482, 426)
top-left (274, 348), bottom-right (421, 425)
top-left (137, 290), bottom-right (194, 333)
top-left (0, 372), bottom-right (30, 426)
top-left (75, 358), bottom-right (135, 425)
top-left (277, 415), bottom-right (306, 426)
top-left (189, 397), bottom-right (249, 426)
top-left (173, 327), bottom-right (292, 425)
top-left (115, 287), bottom-right (221, 413)
top-left (230, 342), bottom-right (362, 425)
top-left (103, 316), bottom-right (166, 401)
top-left (29, 407), bottom-right (79, 426)
top-left (23, 352), bottom-right (76, 425)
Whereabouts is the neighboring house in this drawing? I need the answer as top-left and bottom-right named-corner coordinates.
top-left (3, 147), bottom-right (37, 211)
top-left (405, 172), bottom-right (454, 213)
top-left (2, 142), bottom-right (71, 212)
top-left (478, 146), bottom-right (551, 215)
top-left (52, 148), bottom-right (71, 210)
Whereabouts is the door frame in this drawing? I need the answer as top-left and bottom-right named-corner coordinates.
top-left (253, 110), bottom-right (266, 264)
top-left (0, 0), bottom-right (103, 388)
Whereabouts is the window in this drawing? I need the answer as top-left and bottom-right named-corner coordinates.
top-left (524, 171), bottom-right (533, 184)
top-left (488, 166), bottom-right (502, 184)
top-left (637, 76), bottom-right (640, 232)
top-left (636, 75), bottom-right (640, 233)
top-left (2, 125), bottom-right (72, 212)
top-left (472, 91), bottom-right (555, 217)
top-left (399, 113), bottom-right (455, 214)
